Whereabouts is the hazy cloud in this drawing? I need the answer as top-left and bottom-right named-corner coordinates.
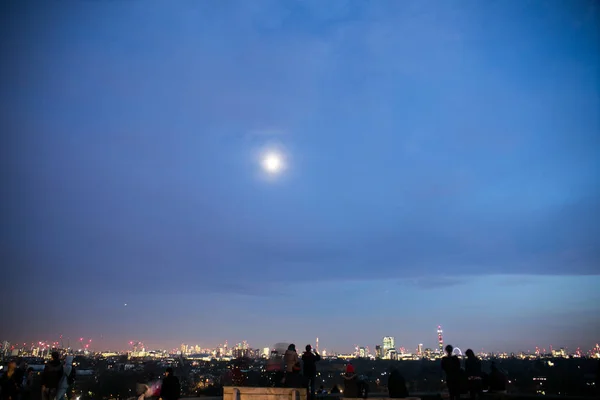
top-left (399, 276), bottom-right (466, 290)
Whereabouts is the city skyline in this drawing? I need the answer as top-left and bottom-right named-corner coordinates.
top-left (1, 2), bottom-right (598, 353)
top-left (2, 316), bottom-right (599, 355)
top-left (2, 337), bottom-right (598, 357)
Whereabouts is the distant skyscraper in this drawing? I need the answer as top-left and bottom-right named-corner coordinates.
top-left (316, 337), bottom-right (319, 353)
top-left (383, 336), bottom-right (395, 350)
top-left (375, 345), bottom-right (382, 359)
top-left (1, 341), bottom-right (9, 357)
top-left (437, 326), bottom-right (444, 353)
top-left (418, 343), bottom-right (423, 356)
top-left (383, 336), bottom-right (395, 359)
top-left (359, 347), bottom-right (366, 358)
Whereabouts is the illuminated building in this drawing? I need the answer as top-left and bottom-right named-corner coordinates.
top-left (383, 336), bottom-right (395, 351)
top-left (359, 347), bottom-right (366, 358)
top-left (551, 347), bottom-right (567, 358)
top-left (375, 345), bottom-right (382, 359)
top-left (418, 343), bottom-right (423, 356)
top-left (316, 337), bottom-right (319, 353)
top-left (388, 348), bottom-right (397, 360)
top-left (232, 348), bottom-right (250, 358)
top-left (437, 326), bottom-right (443, 353)
top-left (1, 342), bottom-right (10, 358)
top-left (383, 336), bottom-right (395, 359)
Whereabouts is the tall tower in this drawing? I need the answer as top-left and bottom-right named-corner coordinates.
top-left (437, 325), bottom-right (444, 353)
top-left (316, 337), bottom-right (319, 353)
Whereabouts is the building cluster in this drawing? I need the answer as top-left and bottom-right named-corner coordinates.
top-left (2, 334), bottom-right (599, 362)
top-left (345, 326), bottom-right (447, 361)
top-left (177, 340), bottom-right (262, 361)
top-left (323, 328), bottom-right (600, 362)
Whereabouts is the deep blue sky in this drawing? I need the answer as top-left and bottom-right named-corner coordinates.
top-left (1, 0), bottom-right (599, 353)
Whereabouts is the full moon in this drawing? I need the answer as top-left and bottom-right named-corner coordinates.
top-left (262, 152), bottom-right (283, 173)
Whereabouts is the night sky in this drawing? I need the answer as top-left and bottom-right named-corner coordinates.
top-left (1, 1), bottom-right (599, 354)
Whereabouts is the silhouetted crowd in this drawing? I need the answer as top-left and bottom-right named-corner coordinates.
top-left (282, 344), bottom-right (325, 399)
top-left (0, 353), bottom-right (180, 400)
top-left (274, 342), bottom-right (404, 399)
top-left (265, 341), bottom-right (515, 399)
top-left (442, 345), bottom-right (508, 400)
top-left (0, 352), bottom-right (74, 400)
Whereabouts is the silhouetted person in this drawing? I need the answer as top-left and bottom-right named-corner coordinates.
top-left (284, 344), bottom-right (299, 387)
top-left (388, 368), bottom-right (409, 398)
top-left (285, 362), bottom-right (303, 388)
top-left (284, 344), bottom-right (298, 373)
top-left (488, 363), bottom-right (507, 393)
top-left (21, 367), bottom-right (35, 400)
top-left (330, 384), bottom-right (340, 394)
top-left (302, 344), bottom-right (321, 399)
top-left (441, 345), bottom-right (461, 400)
top-left (279, 358), bottom-right (301, 388)
top-left (56, 355), bottom-right (74, 400)
top-left (0, 360), bottom-right (22, 400)
top-left (41, 352), bottom-right (63, 400)
top-left (159, 368), bottom-right (180, 400)
top-left (17, 360), bottom-right (28, 385)
top-left (343, 364), bottom-right (359, 398)
top-left (465, 349), bottom-right (482, 399)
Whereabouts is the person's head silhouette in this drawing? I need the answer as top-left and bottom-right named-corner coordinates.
top-left (445, 345), bottom-right (453, 356)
